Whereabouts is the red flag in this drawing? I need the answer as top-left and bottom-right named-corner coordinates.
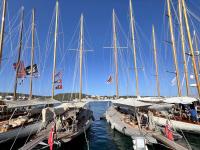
top-left (54, 79), bottom-right (62, 84)
top-left (48, 125), bottom-right (54, 150)
top-left (106, 75), bottom-right (112, 84)
top-left (13, 61), bottom-right (26, 78)
top-left (55, 85), bottom-right (62, 89)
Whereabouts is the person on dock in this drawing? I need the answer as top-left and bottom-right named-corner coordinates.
top-left (164, 120), bottom-right (174, 141)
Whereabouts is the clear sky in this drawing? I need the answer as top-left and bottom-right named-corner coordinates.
top-left (0, 0), bottom-right (199, 97)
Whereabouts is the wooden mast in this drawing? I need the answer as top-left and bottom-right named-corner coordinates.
top-left (181, 0), bottom-right (200, 97)
top-left (79, 14), bottom-right (84, 101)
top-left (29, 9), bottom-right (35, 99)
top-left (129, 0), bottom-right (139, 97)
top-left (52, 0), bottom-right (59, 98)
top-left (178, 0), bottom-right (190, 96)
top-left (112, 9), bottom-right (119, 99)
top-left (152, 25), bottom-right (160, 97)
top-left (0, 0), bottom-right (7, 66)
top-left (14, 7), bottom-right (24, 99)
top-left (167, 0), bottom-right (182, 96)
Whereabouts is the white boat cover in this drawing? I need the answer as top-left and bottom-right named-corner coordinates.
top-left (163, 97), bottom-right (198, 104)
top-left (137, 97), bottom-right (164, 103)
top-left (149, 103), bottom-right (174, 111)
top-left (0, 98), bottom-right (61, 108)
top-left (111, 98), bottom-right (152, 107)
top-left (55, 101), bottom-right (87, 109)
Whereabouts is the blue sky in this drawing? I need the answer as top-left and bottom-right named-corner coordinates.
top-left (0, 0), bottom-right (199, 97)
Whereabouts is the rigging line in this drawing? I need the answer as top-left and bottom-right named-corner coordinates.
top-left (70, 50), bottom-right (79, 100)
top-left (7, 3), bottom-right (13, 55)
top-left (42, 6), bottom-right (56, 76)
top-left (83, 19), bottom-right (94, 51)
top-left (187, 7), bottom-right (200, 23)
top-left (83, 52), bottom-right (88, 96)
top-left (170, 0), bottom-right (180, 25)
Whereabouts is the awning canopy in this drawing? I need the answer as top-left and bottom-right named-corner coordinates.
top-left (163, 97), bottom-right (198, 105)
top-left (137, 97), bottom-right (164, 103)
top-left (111, 98), bottom-right (152, 108)
top-left (0, 97), bottom-right (61, 108)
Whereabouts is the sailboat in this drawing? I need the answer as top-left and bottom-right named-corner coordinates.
top-left (0, 4), bottom-right (60, 144)
top-left (150, 0), bottom-right (200, 135)
top-left (105, 2), bottom-right (157, 149)
top-left (44, 4), bottom-right (93, 143)
top-left (19, 2), bottom-right (93, 148)
top-left (105, 0), bottom-right (194, 149)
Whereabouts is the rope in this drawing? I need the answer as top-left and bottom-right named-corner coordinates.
top-left (84, 127), bottom-right (89, 150)
top-left (170, 116), bottom-right (192, 150)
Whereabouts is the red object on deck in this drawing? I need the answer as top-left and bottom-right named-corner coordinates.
top-left (165, 124), bottom-right (174, 141)
top-left (48, 125), bottom-right (54, 150)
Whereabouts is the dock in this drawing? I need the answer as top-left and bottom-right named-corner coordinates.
top-left (152, 132), bottom-right (190, 150)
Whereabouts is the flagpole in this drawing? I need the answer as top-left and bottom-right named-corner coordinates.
top-left (52, 0), bottom-right (59, 99)
top-left (14, 7), bottom-right (24, 100)
top-left (29, 9), bottom-right (35, 100)
top-left (0, 0), bottom-right (7, 66)
top-left (112, 9), bottom-right (119, 99)
top-left (167, 0), bottom-right (182, 96)
top-left (79, 14), bottom-right (83, 101)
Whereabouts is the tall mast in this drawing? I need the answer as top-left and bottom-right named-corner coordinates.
top-left (14, 7), bottom-right (24, 99)
top-left (129, 0), bottom-right (139, 97)
top-left (0, 0), bottom-right (7, 66)
top-left (178, 0), bottom-right (190, 96)
top-left (79, 14), bottom-right (84, 101)
top-left (29, 9), bottom-right (35, 99)
top-left (152, 25), bottom-right (160, 97)
top-left (181, 0), bottom-right (200, 97)
top-left (167, 0), bottom-right (182, 96)
top-left (112, 9), bottom-right (119, 99)
top-left (52, 0), bottom-right (59, 98)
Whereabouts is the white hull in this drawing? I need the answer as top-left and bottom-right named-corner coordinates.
top-left (0, 121), bottom-right (42, 143)
top-left (152, 116), bottom-right (200, 134)
top-left (106, 106), bottom-right (157, 144)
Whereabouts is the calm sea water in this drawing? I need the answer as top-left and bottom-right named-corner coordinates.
top-left (2, 101), bottom-right (200, 150)
top-left (61, 101), bottom-right (133, 150)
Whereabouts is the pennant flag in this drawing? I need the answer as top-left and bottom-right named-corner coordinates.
top-left (54, 79), bottom-right (62, 84)
top-left (171, 77), bottom-right (176, 86)
top-left (55, 71), bottom-right (62, 78)
top-left (48, 124), bottom-right (54, 150)
top-left (13, 61), bottom-right (26, 78)
top-left (55, 85), bottom-right (62, 89)
top-left (106, 75), bottom-right (112, 84)
top-left (25, 64), bottom-right (38, 75)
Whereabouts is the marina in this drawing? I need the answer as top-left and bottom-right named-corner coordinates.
top-left (0, 0), bottom-right (200, 149)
